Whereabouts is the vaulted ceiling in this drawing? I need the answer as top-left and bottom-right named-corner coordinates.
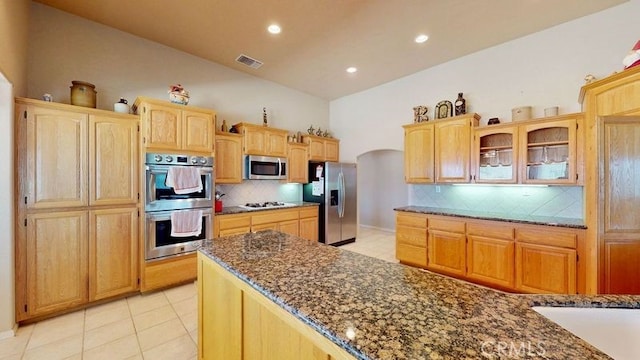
top-left (35, 0), bottom-right (627, 100)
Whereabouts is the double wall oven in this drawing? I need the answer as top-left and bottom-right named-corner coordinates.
top-left (144, 153), bottom-right (214, 261)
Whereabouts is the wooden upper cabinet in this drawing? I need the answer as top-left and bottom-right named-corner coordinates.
top-left (26, 211), bottom-right (89, 317)
top-left (474, 125), bottom-right (518, 184)
top-left (403, 122), bottom-right (435, 183)
top-left (89, 114), bottom-right (139, 206)
top-left (302, 135), bottom-right (340, 162)
top-left (183, 110), bottom-right (215, 152)
top-left (215, 132), bottom-right (243, 184)
top-left (235, 123), bottom-right (288, 157)
top-left (287, 143), bottom-right (309, 183)
top-left (519, 115), bottom-right (579, 185)
top-left (435, 114), bottom-right (479, 183)
top-left (134, 97), bottom-right (215, 152)
top-left (23, 104), bottom-right (89, 209)
top-left (89, 207), bottom-right (139, 301)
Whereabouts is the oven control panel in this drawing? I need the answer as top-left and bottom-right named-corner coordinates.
top-left (146, 153), bottom-right (213, 167)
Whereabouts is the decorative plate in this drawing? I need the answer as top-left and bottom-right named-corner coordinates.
top-left (435, 100), bottom-right (453, 119)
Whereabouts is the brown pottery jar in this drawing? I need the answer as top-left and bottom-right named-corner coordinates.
top-left (70, 81), bottom-right (97, 108)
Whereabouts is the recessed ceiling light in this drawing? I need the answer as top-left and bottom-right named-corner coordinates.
top-left (268, 24), bottom-right (281, 34)
top-left (346, 67), bottom-right (358, 73)
top-left (415, 34), bottom-right (429, 43)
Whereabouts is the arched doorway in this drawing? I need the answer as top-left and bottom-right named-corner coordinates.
top-left (356, 149), bottom-right (407, 232)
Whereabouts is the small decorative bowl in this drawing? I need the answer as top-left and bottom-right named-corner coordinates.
top-left (169, 92), bottom-right (189, 105)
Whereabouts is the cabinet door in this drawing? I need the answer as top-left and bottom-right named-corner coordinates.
top-left (288, 144), bottom-right (309, 183)
top-left (25, 105), bottom-right (88, 209)
top-left (89, 115), bottom-right (138, 206)
top-left (603, 241), bottom-right (640, 294)
top-left (404, 123), bottom-right (434, 183)
top-left (144, 103), bottom-right (181, 150)
top-left (243, 293), bottom-right (327, 360)
top-left (26, 211), bottom-right (88, 317)
top-left (474, 126), bottom-right (518, 183)
top-left (600, 117), bottom-right (640, 294)
top-left (266, 130), bottom-right (288, 157)
top-left (466, 235), bottom-right (515, 289)
top-left (306, 138), bottom-right (325, 161)
top-left (435, 118), bottom-right (472, 183)
top-left (243, 127), bottom-right (266, 155)
top-left (279, 219), bottom-right (300, 237)
top-left (198, 255), bottom-right (242, 360)
top-left (427, 230), bottom-right (466, 276)
top-left (183, 110), bottom-right (214, 152)
top-left (325, 139), bottom-right (339, 162)
top-left (299, 216), bottom-right (318, 242)
top-left (515, 243), bottom-right (576, 294)
top-left (215, 133), bottom-right (243, 184)
top-left (89, 208), bottom-right (139, 301)
top-left (520, 118), bottom-right (577, 184)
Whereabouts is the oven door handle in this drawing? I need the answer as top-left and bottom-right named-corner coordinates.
top-left (148, 170), bottom-right (157, 203)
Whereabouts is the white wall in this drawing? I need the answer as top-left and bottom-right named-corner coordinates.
top-left (0, 0), bottom-right (30, 337)
top-left (330, 0), bottom-right (640, 162)
top-left (357, 150), bottom-right (407, 231)
top-left (27, 3), bottom-right (329, 133)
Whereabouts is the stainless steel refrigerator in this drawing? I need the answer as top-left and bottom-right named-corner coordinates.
top-left (303, 162), bottom-right (357, 246)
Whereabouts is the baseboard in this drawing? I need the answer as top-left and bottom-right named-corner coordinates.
top-left (359, 224), bottom-right (395, 233)
top-left (0, 324), bottom-right (17, 340)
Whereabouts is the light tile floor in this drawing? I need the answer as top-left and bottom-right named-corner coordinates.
top-left (0, 226), bottom-right (396, 360)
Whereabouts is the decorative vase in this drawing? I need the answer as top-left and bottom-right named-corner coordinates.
top-left (455, 92), bottom-right (466, 115)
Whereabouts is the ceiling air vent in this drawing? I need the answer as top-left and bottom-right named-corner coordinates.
top-left (235, 54), bottom-right (263, 69)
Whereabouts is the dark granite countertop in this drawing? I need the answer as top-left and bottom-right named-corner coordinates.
top-left (198, 230), bottom-right (639, 360)
top-left (395, 206), bottom-right (586, 229)
top-left (215, 201), bottom-right (319, 215)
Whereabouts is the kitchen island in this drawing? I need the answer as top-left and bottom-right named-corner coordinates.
top-left (197, 230), bottom-right (639, 359)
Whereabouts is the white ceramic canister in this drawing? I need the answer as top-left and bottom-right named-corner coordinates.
top-left (544, 106), bottom-right (559, 117)
top-left (114, 98), bottom-right (130, 113)
top-left (512, 106), bottom-right (532, 121)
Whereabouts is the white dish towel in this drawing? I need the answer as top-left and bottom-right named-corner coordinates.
top-left (171, 210), bottom-right (203, 237)
top-left (165, 166), bottom-right (203, 194)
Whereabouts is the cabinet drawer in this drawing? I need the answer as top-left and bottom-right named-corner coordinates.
top-left (467, 222), bottom-right (514, 240)
top-left (218, 214), bottom-right (251, 230)
top-left (396, 212), bottom-right (427, 228)
top-left (396, 226), bottom-right (427, 247)
top-left (428, 217), bottom-right (465, 233)
top-left (396, 244), bottom-right (427, 267)
top-left (251, 209), bottom-right (298, 225)
top-left (299, 207), bottom-right (318, 219)
top-left (516, 228), bottom-right (577, 249)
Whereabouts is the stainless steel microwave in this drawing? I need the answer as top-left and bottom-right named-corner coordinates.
top-left (244, 155), bottom-right (287, 180)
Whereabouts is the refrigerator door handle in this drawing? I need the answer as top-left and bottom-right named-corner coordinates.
top-left (338, 171), bottom-right (345, 218)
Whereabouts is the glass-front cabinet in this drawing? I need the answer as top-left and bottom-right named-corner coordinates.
top-left (519, 117), bottom-right (578, 185)
top-left (474, 125), bottom-right (518, 183)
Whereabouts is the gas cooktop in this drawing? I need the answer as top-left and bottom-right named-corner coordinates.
top-left (238, 202), bottom-right (297, 211)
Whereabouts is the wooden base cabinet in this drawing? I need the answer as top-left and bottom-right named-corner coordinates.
top-left (394, 211), bottom-right (584, 294)
top-left (198, 253), bottom-right (353, 360)
top-left (396, 212), bottom-right (428, 267)
top-left (214, 207), bottom-right (319, 241)
top-left (515, 243), bottom-right (576, 294)
top-left (466, 223), bottom-right (515, 289)
top-left (427, 217), bottom-right (466, 277)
